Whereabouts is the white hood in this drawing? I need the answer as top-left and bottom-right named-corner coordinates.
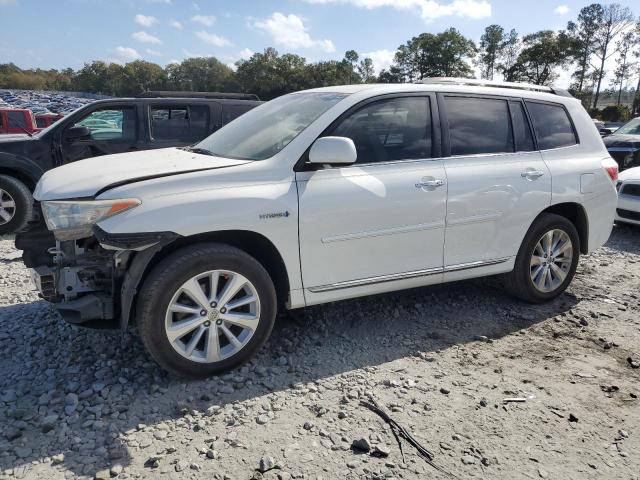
top-left (619, 166), bottom-right (640, 182)
top-left (34, 148), bottom-right (249, 201)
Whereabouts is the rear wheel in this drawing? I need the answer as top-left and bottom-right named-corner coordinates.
top-left (0, 175), bottom-right (33, 235)
top-left (504, 213), bottom-right (580, 303)
top-left (137, 243), bottom-right (277, 378)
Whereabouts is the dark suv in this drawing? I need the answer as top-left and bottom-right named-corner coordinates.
top-left (0, 92), bottom-right (261, 234)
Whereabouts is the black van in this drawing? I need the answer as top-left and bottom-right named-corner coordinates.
top-left (0, 92), bottom-right (261, 234)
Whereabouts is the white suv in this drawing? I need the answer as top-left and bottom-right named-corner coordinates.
top-left (18, 79), bottom-right (618, 377)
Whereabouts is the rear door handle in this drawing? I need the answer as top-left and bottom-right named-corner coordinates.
top-left (416, 179), bottom-right (445, 189)
top-left (521, 170), bottom-right (545, 180)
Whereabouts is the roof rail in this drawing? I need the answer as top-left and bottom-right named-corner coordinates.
top-left (418, 77), bottom-right (573, 98)
top-left (136, 91), bottom-right (260, 101)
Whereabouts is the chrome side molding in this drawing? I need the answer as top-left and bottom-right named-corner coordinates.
top-left (308, 257), bottom-right (510, 293)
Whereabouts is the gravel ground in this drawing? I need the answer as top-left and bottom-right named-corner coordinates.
top-left (0, 226), bottom-right (639, 480)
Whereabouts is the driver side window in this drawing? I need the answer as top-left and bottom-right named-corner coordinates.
top-left (330, 97), bottom-right (433, 164)
top-left (72, 108), bottom-right (137, 141)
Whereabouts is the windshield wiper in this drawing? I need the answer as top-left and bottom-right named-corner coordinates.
top-left (182, 146), bottom-right (217, 156)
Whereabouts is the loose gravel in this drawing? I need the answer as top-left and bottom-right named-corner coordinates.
top-left (0, 226), bottom-right (639, 480)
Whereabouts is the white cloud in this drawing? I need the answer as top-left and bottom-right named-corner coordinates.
top-left (361, 49), bottom-right (395, 74)
top-left (114, 46), bottom-right (141, 62)
top-left (239, 48), bottom-right (254, 60)
top-left (302, 0), bottom-right (491, 21)
top-left (134, 14), bottom-right (158, 27)
top-left (132, 31), bottom-right (163, 45)
top-left (554, 4), bottom-right (569, 15)
top-left (253, 12), bottom-right (335, 52)
top-left (169, 20), bottom-right (183, 29)
top-left (195, 31), bottom-right (232, 47)
top-left (146, 49), bottom-right (163, 57)
top-left (191, 14), bottom-right (216, 26)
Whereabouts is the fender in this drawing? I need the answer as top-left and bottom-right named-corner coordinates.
top-left (0, 152), bottom-right (47, 187)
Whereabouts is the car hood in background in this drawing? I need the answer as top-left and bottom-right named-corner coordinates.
top-left (34, 147), bottom-right (250, 201)
top-left (618, 166), bottom-right (640, 182)
top-left (603, 134), bottom-right (640, 149)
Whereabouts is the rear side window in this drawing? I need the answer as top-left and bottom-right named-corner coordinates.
top-left (445, 97), bottom-right (513, 156)
top-left (525, 101), bottom-right (577, 150)
top-left (151, 105), bottom-right (210, 141)
top-left (331, 96), bottom-right (432, 164)
top-left (8, 111), bottom-right (27, 130)
top-left (509, 101), bottom-right (535, 152)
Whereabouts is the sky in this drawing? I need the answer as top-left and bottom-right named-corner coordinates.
top-left (0, 0), bottom-right (638, 88)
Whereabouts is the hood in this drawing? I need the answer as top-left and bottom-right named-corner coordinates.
top-left (34, 147), bottom-right (250, 201)
top-left (0, 133), bottom-right (31, 142)
top-left (619, 166), bottom-right (640, 182)
top-left (603, 134), bottom-right (640, 149)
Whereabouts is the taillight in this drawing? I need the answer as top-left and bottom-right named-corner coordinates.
top-left (602, 157), bottom-right (619, 183)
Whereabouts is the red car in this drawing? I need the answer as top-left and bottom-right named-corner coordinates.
top-left (35, 113), bottom-right (63, 129)
top-left (0, 108), bottom-right (41, 135)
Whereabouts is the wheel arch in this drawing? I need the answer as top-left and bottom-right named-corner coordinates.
top-left (120, 229), bottom-right (291, 329)
top-left (536, 202), bottom-right (589, 254)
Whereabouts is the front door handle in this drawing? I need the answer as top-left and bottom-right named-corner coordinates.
top-left (521, 169), bottom-right (545, 180)
top-left (416, 179), bottom-right (445, 189)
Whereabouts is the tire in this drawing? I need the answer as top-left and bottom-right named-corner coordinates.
top-left (136, 243), bottom-right (277, 378)
top-left (503, 213), bottom-right (580, 303)
top-left (0, 175), bottom-right (33, 235)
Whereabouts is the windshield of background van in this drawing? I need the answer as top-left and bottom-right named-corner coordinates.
top-left (196, 92), bottom-right (347, 161)
top-left (616, 118), bottom-right (640, 136)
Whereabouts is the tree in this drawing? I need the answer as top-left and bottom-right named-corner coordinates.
top-left (477, 24), bottom-right (506, 80)
top-left (567, 4), bottom-right (603, 94)
top-left (235, 48), bottom-right (309, 99)
top-left (509, 30), bottom-right (575, 85)
top-left (357, 58), bottom-right (375, 83)
top-left (343, 50), bottom-right (359, 84)
top-left (390, 28), bottom-right (476, 81)
top-left (591, 3), bottom-right (635, 109)
top-left (496, 29), bottom-right (520, 81)
top-left (611, 30), bottom-right (638, 105)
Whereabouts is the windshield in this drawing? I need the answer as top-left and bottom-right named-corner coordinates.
top-left (616, 118), bottom-right (640, 136)
top-left (195, 92), bottom-right (347, 160)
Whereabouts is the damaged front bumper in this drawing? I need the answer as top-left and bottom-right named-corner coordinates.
top-left (17, 223), bottom-right (178, 328)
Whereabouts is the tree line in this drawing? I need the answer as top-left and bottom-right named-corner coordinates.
top-left (1, 2), bottom-right (639, 117)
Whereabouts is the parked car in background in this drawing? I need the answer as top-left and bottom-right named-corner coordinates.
top-left (603, 117), bottom-right (640, 171)
top-left (615, 166), bottom-right (640, 225)
top-left (35, 113), bottom-right (64, 128)
top-left (0, 92), bottom-right (261, 234)
top-left (17, 79), bottom-right (617, 377)
top-left (0, 108), bottom-right (41, 135)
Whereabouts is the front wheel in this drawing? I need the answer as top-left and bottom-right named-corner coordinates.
top-left (503, 213), bottom-right (580, 303)
top-left (0, 175), bottom-right (33, 235)
top-left (137, 243), bottom-right (277, 377)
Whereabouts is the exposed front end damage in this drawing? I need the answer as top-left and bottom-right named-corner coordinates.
top-left (16, 219), bottom-right (177, 328)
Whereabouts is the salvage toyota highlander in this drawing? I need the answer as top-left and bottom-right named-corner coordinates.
top-left (16, 79), bottom-right (618, 377)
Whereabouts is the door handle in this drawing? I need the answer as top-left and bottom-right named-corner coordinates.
top-left (416, 179), bottom-right (445, 189)
top-left (521, 170), bottom-right (545, 179)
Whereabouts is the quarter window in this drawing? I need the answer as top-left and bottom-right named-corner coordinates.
top-left (151, 105), bottom-right (210, 141)
top-left (509, 101), bottom-right (535, 152)
top-left (525, 101), bottom-right (577, 150)
top-left (331, 97), bottom-right (432, 164)
top-left (445, 96), bottom-right (513, 156)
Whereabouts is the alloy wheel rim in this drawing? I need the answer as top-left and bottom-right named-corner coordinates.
top-left (164, 270), bottom-right (260, 363)
top-left (530, 229), bottom-right (573, 293)
top-left (0, 188), bottom-right (16, 225)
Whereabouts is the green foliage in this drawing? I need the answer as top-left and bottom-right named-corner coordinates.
top-left (477, 24), bottom-right (506, 80)
top-left (600, 104), bottom-right (631, 122)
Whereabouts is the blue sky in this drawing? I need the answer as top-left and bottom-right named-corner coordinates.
top-left (0, 0), bottom-right (638, 85)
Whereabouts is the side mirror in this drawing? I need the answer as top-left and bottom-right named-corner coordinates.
top-left (65, 125), bottom-right (91, 141)
top-left (600, 129), bottom-right (611, 137)
top-left (308, 136), bottom-right (357, 166)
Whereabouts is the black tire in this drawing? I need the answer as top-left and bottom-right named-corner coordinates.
top-left (136, 243), bottom-right (277, 378)
top-left (503, 213), bottom-right (580, 303)
top-left (0, 175), bottom-right (33, 235)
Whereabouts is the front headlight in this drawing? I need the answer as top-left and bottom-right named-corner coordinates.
top-left (41, 198), bottom-right (141, 240)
